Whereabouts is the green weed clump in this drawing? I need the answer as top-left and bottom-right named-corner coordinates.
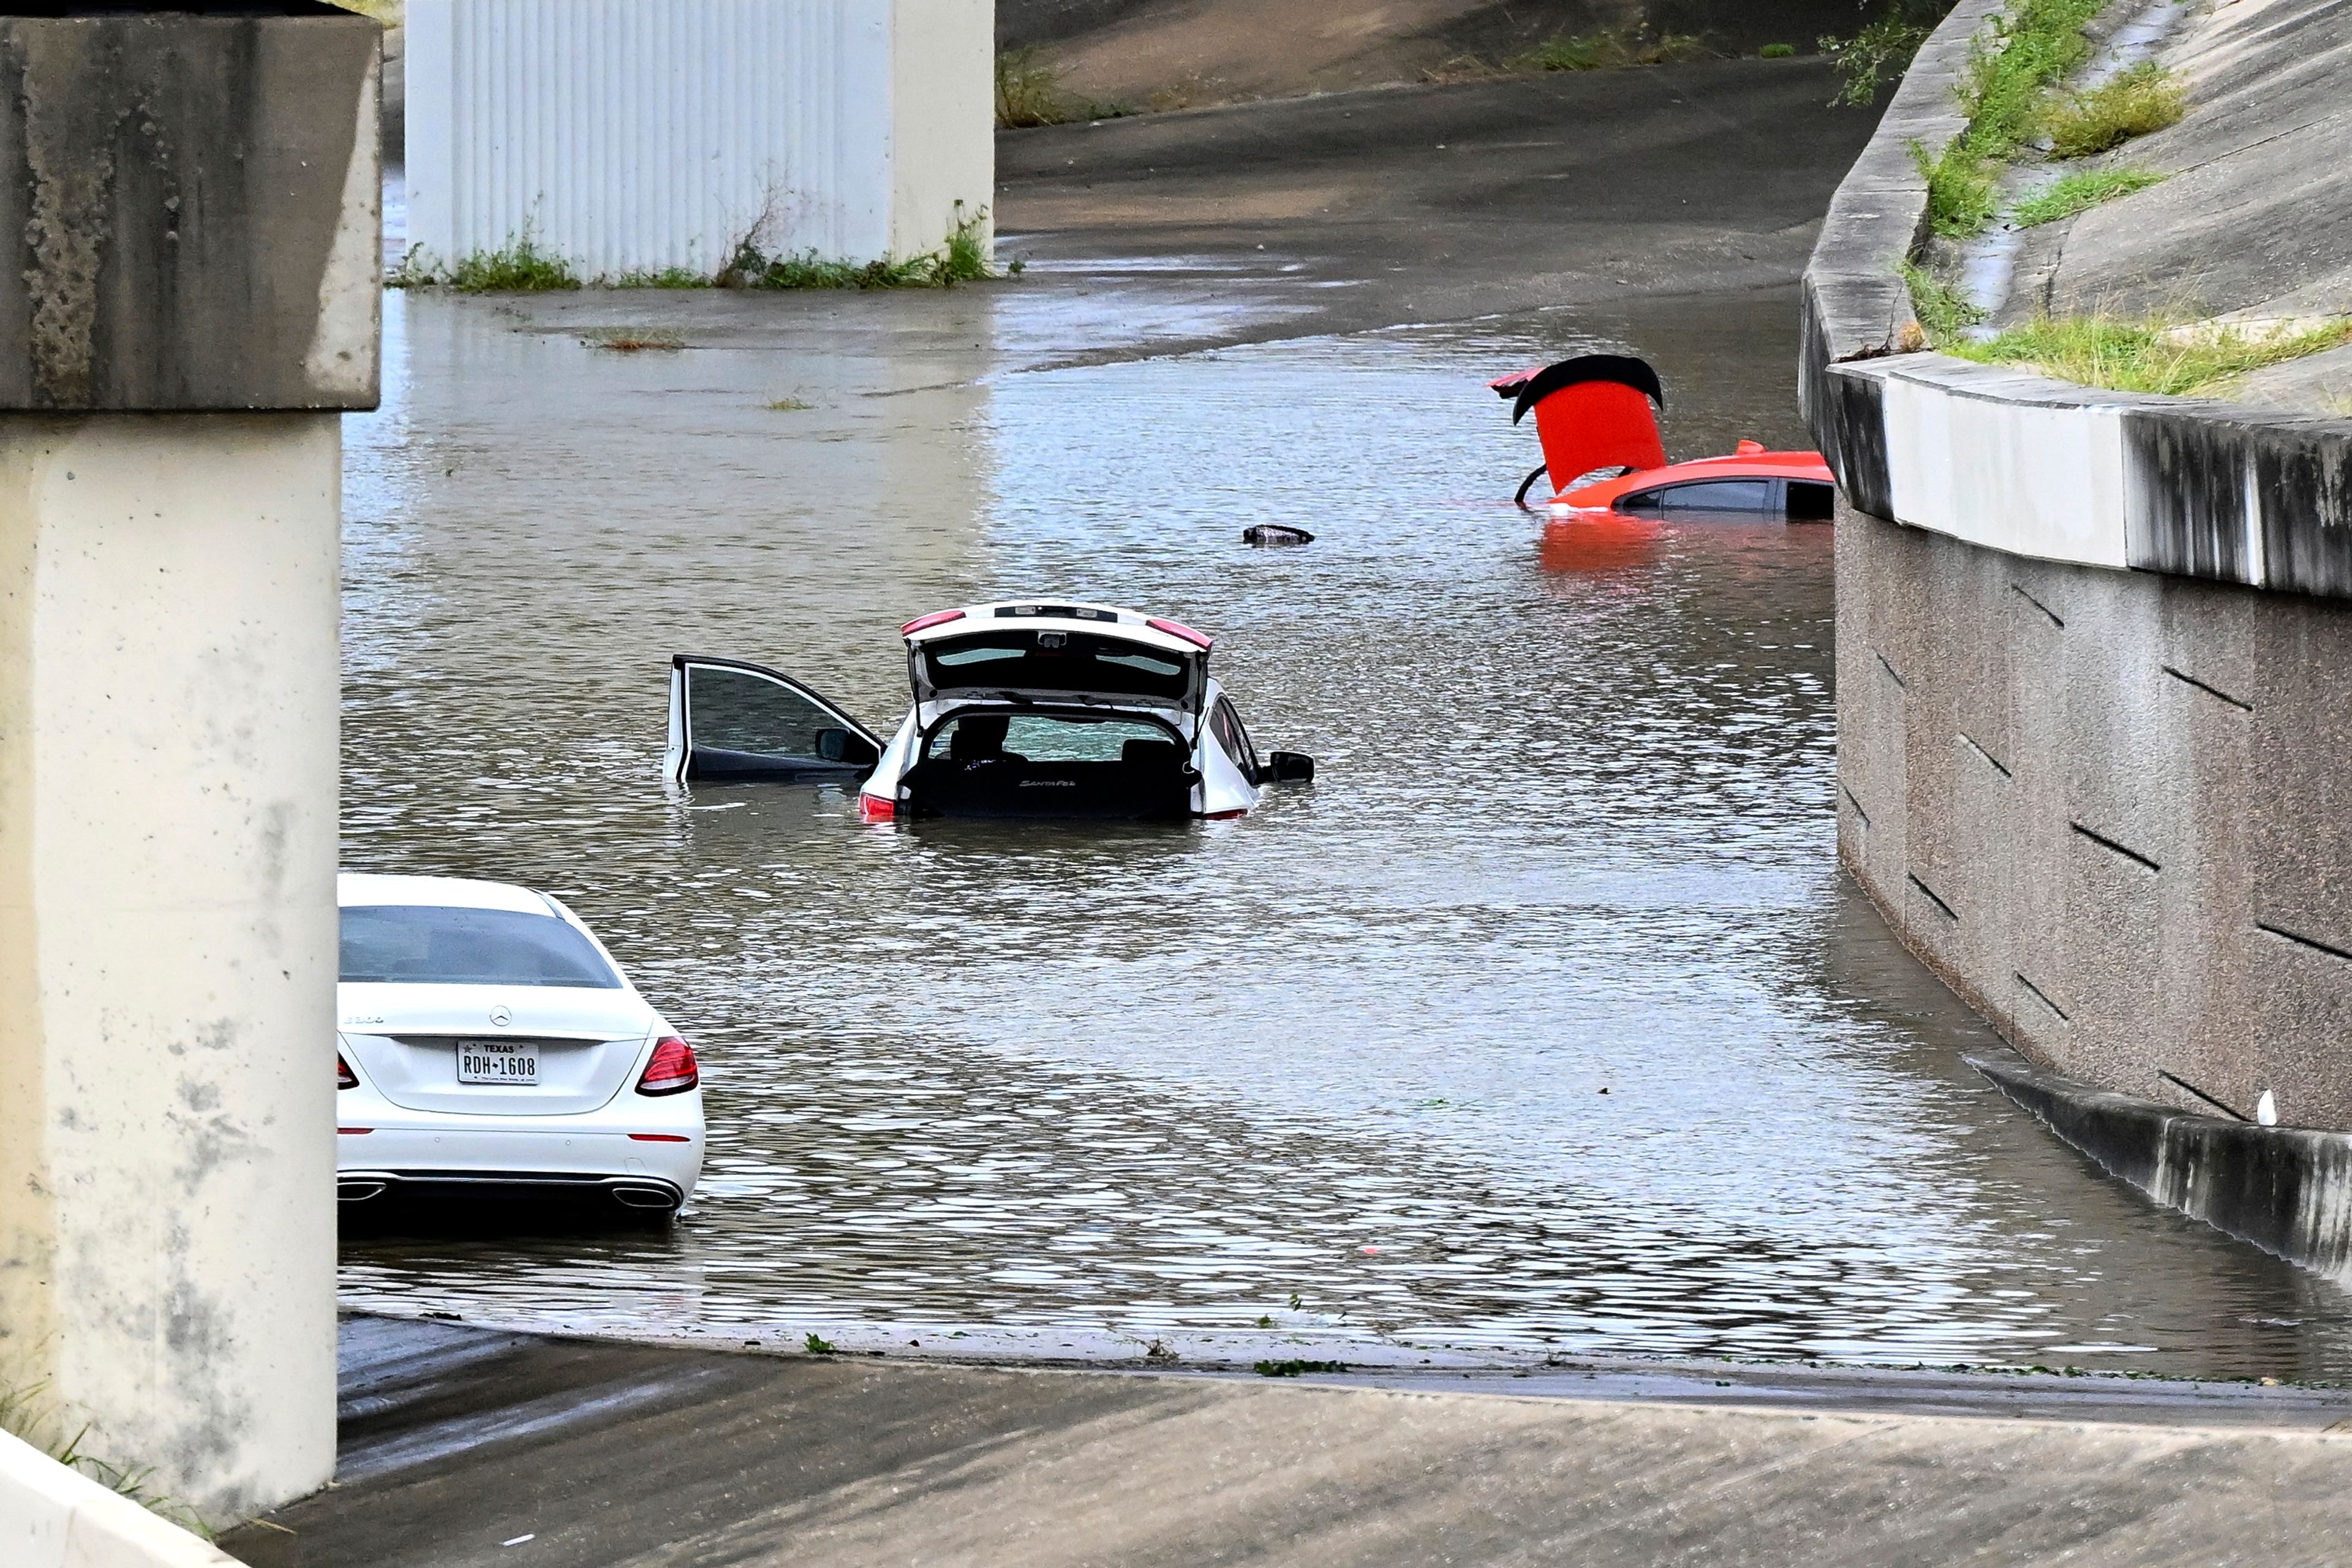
top-left (2010, 166), bottom-right (2163, 226)
top-left (1820, 0), bottom-right (1954, 107)
top-left (1511, 23), bottom-right (1701, 71)
top-left (1912, 138), bottom-right (1997, 237)
top-left (449, 234), bottom-right (581, 292)
top-left (390, 232), bottom-right (581, 292)
top-left (1901, 259), bottom-right (1985, 342)
top-left (1951, 314), bottom-right (2352, 396)
top-left (611, 266), bottom-right (713, 289)
top-left (1760, 42), bottom-right (1798, 58)
top-left (725, 208), bottom-right (998, 290)
top-left (995, 47), bottom-right (1126, 127)
top-left (2044, 62), bottom-right (2186, 156)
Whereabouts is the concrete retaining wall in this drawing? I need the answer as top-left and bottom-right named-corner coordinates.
top-left (1837, 499), bottom-right (2352, 1129)
top-left (1971, 1051), bottom-right (2352, 1279)
top-left (1803, 0), bottom-right (2352, 1262)
top-left (1, 1431), bottom-right (236, 1568)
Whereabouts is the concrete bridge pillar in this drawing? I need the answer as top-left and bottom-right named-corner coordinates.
top-left (0, 2), bottom-right (380, 1522)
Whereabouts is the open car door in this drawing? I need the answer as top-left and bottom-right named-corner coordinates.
top-left (665, 655), bottom-right (882, 783)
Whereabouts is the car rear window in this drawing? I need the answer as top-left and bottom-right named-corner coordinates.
top-left (921, 630), bottom-right (1191, 701)
top-left (925, 710), bottom-right (1186, 766)
top-left (339, 905), bottom-right (623, 989)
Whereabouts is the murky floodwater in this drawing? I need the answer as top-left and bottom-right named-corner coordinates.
top-left (336, 278), bottom-right (2352, 1379)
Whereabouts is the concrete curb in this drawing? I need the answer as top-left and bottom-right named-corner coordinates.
top-left (1798, 0), bottom-right (2352, 597)
top-left (0, 1431), bottom-right (235, 1568)
top-left (1968, 1050), bottom-right (2352, 1279)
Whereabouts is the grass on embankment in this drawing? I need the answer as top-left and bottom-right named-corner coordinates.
top-left (1912, 0), bottom-right (2108, 237)
top-left (1948, 315), bottom-right (2352, 396)
top-left (1420, 19), bottom-right (1716, 83)
top-left (2010, 165), bottom-right (2163, 226)
top-left (996, 46), bottom-right (1128, 127)
top-left (1901, 260), bottom-right (1983, 340)
top-left (2044, 61), bottom-right (2185, 157)
top-left (1508, 23), bottom-right (1702, 71)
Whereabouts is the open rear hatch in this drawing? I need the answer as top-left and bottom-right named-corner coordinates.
top-left (900, 617), bottom-right (1204, 820)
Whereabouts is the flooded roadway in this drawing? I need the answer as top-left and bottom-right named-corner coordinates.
top-left (336, 273), bottom-right (2352, 1381)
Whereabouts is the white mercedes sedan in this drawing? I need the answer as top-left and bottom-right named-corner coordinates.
top-left (335, 873), bottom-right (704, 1222)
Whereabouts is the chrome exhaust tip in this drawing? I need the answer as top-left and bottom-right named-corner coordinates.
top-left (337, 1180), bottom-right (388, 1204)
top-left (610, 1184), bottom-right (679, 1212)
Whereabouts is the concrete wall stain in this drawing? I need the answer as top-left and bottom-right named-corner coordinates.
top-left (0, 12), bottom-right (379, 412)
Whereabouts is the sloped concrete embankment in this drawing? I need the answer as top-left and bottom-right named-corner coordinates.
top-left (1800, 0), bottom-right (2352, 1273)
top-left (270, 1316), bottom-right (2352, 1567)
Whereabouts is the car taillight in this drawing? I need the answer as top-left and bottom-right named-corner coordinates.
top-left (636, 1036), bottom-right (699, 1096)
top-left (337, 1053), bottom-right (358, 1090)
top-left (1146, 616), bottom-right (1213, 650)
top-left (859, 793), bottom-right (895, 822)
top-left (900, 609), bottom-right (965, 636)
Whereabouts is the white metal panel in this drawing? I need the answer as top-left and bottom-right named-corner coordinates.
top-left (405, 0), bottom-right (898, 276)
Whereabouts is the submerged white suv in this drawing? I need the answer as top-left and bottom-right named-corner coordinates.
top-left (334, 873), bottom-right (704, 1221)
top-left (663, 599), bottom-right (1315, 822)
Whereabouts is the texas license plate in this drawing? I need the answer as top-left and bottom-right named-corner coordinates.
top-left (457, 1039), bottom-right (538, 1085)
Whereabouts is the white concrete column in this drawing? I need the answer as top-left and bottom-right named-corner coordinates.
top-left (891, 0), bottom-right (998, 262)
top-left (0, 416), bottom-right (344, 1520)
top-left (0, 6), bottom-right (379, 1525)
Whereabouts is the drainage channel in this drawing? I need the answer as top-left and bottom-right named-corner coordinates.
top-left (336, 281), bottom-right (2352, 1382)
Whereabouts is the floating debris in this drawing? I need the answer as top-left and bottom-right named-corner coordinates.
top-left (1243, 524), bottom-right (1316, 546)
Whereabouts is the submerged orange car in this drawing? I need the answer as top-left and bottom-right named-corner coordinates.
top-left (1490, 355), bottom-right (1836, 518)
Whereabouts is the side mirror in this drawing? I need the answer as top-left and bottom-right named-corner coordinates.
top-left (1264, 751), bottom-right (1315, 784)
top-left (816, 728), bottom-right (880, 768)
